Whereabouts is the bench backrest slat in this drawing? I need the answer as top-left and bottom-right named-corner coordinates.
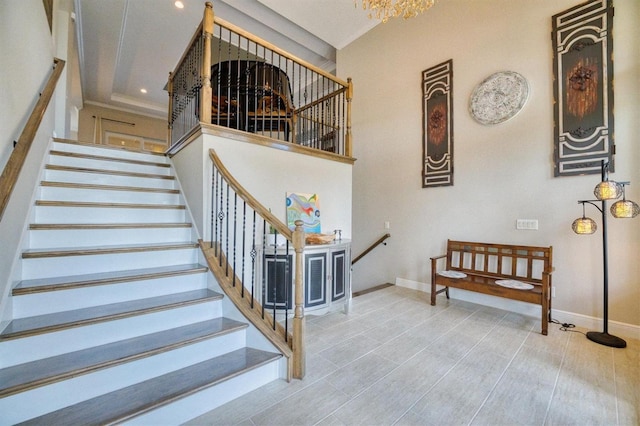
top-left (446, 240), bottom-right (552, 283)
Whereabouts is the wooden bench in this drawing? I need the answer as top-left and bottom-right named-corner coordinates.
top-left (430, 240), bottom-right (553, 335)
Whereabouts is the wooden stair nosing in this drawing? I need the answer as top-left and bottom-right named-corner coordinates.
top-left (40, 181), bottom-right (180, 194)
top-left (0, 289), bottom-right (223, 341)
top-left (49, 150), bottom-right (171, 168)
top-left (35, 200), bottom-right (186, 210)
top-left (45, 164), bottom-right (175, 180)
top-left (29, 222), bottom-right (192, 231)
top-left (13, 263), bottom-right (208, 295)
top-left (22, 242), bottom-right (199, 259)
top-left (17, 348), bottom-right (281, 426)
top-left (0, 317), bottom-right (248, 398)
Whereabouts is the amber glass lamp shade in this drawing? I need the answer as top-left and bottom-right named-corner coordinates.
top-left (572, 216), bottom-right (597, 234)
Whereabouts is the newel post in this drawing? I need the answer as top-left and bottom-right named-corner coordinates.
top-left (292, 219), bottom-right (306, 379)
top-left (200, 2), bottom-right (213, 124)
top-left (345, 77), bottom-right (353, 157)
top-left (167, 72), bottom-right (174, 146)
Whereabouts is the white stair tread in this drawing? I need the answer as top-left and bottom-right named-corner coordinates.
top-left (0, 289), bottom-right (223, 341)
top-left (13, 263), bottom-right (207, 295)
top-left (22, 242), bottom-right (199, 258)
top-left (0, 317), bottom-right (247, 398)
top-left (45, 164), bottom-right (175, 180)
top-left (40, 181), bottom-right (180, 194)
top-left (17, 347), bottom-right (281, 425)
top-left (52, 140), bottom-right (168, 162)
top-left (35, 200), bottom-right (185, 209)
top-left (49, 150), bottom-right (171, 168)
top-left (29, 222), bottom-right (192, 230)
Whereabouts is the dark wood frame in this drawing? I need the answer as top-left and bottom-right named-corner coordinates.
top-left (422, 59), bottom-right (453, 188)
top-left (552, 0), bottom-right (615, 177)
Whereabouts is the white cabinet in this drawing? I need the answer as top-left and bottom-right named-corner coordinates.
top-left (259, 240), bottom-right (351, 315)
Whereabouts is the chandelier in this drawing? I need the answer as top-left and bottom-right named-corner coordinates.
top-left (356, 0), bottom-right (436, 22)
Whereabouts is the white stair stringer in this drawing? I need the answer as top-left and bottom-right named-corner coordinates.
top-left (0, 140), bottom-right (284, 425)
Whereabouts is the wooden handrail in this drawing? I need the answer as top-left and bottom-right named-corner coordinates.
top-left (352, 233), bottom-right (391, 266)
top-left (0, 58), bottom-right (65, 222)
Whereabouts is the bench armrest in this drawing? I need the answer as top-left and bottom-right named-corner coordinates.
top-left (430, 254), bottom-right (446, 272)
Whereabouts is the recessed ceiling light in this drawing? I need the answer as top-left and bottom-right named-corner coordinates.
top-left (175, 1), bottom-right (184, 9)
top-left (140, 88), bottom-right (148, 94)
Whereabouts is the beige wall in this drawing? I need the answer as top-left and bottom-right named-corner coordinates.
top-left (77, 103), bottom-right (167, 150)
top-left (338, 0), bottom-right (639, 331)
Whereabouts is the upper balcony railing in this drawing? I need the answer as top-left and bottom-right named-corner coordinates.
top-left (167, 2), bottom-right (353, 157)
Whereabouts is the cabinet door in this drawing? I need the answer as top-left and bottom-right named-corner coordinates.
top-left (264, 254), bottom-right (292, 310)
top-left (305, 252), bottom-right (327, 307)
top-left (331, 249), bottom-right (347, 301)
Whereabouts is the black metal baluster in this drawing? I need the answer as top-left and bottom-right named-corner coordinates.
top-left (284, 239), bottom-right (289, 341)
top-left (251, 210), bottom-right (257, 308)
top-left (340, 90), bottom-right (345, 155)
top-left (218, 177), bottom-right (224, 267)
top-left (261, 218), bottom-right (266, 319)
top-left (225, 184), bottom-right (230, 277)
top-left (232, 193), bottom-right (238, 286)
top-left (210, 164), bottom-right (218, 246)
top-left (241, 201), bottom-right (247, 298)
top-left (272, 228), bottom-right (278, 330)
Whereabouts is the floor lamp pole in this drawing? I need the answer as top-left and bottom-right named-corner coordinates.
top-left (585, 162), bottom-right (626, 348)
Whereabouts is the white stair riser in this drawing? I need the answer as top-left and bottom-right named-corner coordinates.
top-left (127, 359), bottom-right (281, 425)
top-left (43, 169), bottom-right (177, 190)
top-left (2, 142), bottom-right (284, 424)
top-left (28, 227), bottom-right (194, 249)
top-left (34, 206), bottom-right (186, 224)
top-left (48, 155), bottom-right (173, 176)
top-left (0, 300), bottom-right (222, 367)
top-left (21, 248), bottom-right (200, 280)
top-left (0, 331), bottom-right (247, 425)
top-left (13, 273), bottom-right (208, 317)
top-left (39, 186), bottom-right (182, 205)
top-left (52, 142), bottom-right (169, 164)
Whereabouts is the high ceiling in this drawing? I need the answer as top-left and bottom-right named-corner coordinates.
top-left (75, 0), bottom-right (380, 118)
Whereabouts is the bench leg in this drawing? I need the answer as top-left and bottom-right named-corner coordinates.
top-left (541, 297), bottom-right (549, 336)
top-left (430, 284), bottom-right (449, 306)
top-left (430, 282), bottom-right (436, 306)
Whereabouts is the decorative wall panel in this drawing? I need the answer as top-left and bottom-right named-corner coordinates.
top-left (422, 59), bottom-right (453, 188)
top-left (552, 0), bottom-right (614, 177)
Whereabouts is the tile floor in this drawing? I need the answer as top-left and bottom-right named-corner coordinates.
top-left (185, 286), bottom-right (640, 426)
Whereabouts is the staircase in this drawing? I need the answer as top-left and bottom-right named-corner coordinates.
top-left (0, 140), bottom-right (283, 425)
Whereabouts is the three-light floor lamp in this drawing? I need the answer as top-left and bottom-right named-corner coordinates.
top-left (571, 160), bottom-right (639, 348)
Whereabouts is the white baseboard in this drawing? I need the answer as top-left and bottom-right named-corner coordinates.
top-left (551, 309), bottom-right (640, 341)
top-left (395, 278), bottom-right (429, 292)
top-left (395, 278), bottom-right (640, 341)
